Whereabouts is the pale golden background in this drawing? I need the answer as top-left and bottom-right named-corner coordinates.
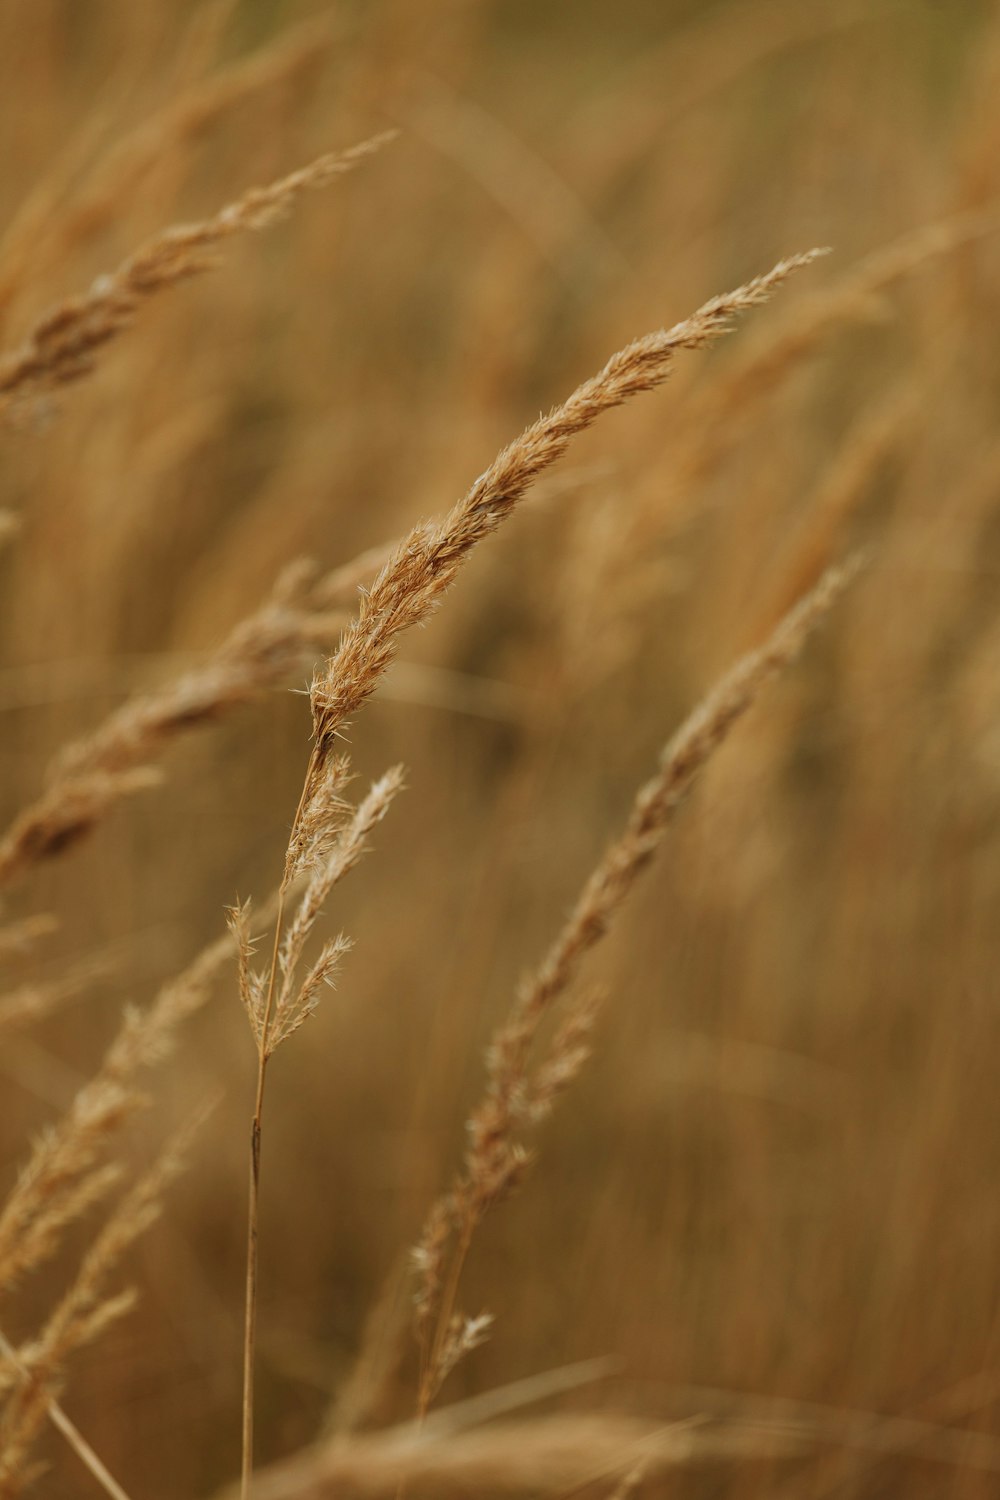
top-left (2, 1), bottom-right (1000, 1495)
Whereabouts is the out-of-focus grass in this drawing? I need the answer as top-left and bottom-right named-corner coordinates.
top-left (2, 2), bottom-right (1000, 1495)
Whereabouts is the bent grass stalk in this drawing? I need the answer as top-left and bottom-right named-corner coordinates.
top-left (0, 1116), bottom-right (206, 1496)
top-left (413, 556), bottom-right (861, 1412)
top-left (0, 131), bottom-right (394, 417)
top-left (0, 1330), bottom-right (133, 1500)
top-left (0, 560), bottom-right (351, 888)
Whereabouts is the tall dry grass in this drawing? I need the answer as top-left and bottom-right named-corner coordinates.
top-left (2, 2), bottom-right (1000, 1498)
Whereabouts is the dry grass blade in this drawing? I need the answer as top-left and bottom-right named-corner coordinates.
top-left (235, 766), bottom-right (404, 1063)
top-left (0, 1117), bottom-right (204, 1497)
top-left (0, 902), bottom-right (277, 1297)
top-left (0, 563), bottom-right (351, 888)
top-left (0, 513), bottom-right (18, 553)
top-left (0, 949), bottom-right (118, 1035)
top-left (233, 1411), bottom-right (803, 1500)
top-left (0, 1331), bottom-right (133, 1500)
top-left (604, 1456), bottom-right (650, 1500)
top-left (0, 917), bottom-right (57, 964)
top-left (746, 386), bottom-right (912, 638)
top-left (0, 463), bottom-right (592, 889)
top-left (0, 131), bottom-right (394, 416)
top-left (412, 556), bottom-right (860, 1409)
top-left (668, 209), bottom-right (999, 494)
top-left (661, 1382), bottom-right (1000, 1476)
top-left (0, 13), bottom-right (338, 326)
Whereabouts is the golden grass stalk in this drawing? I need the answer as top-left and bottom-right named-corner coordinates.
top-left (645, 1380), bottom-right (1000, 1478)
top-left (604, 1456), bottom-right (651, 1500)
top-left (234, 771), bottom-right (403, 1500)
top-left (0, 512), bottom-right (18, 553)
top-left (305, 250), bottom-right (827, 766)
top-left (0, 562), bottom-right (351, 888)
top-left (412, 556), bottom-right (859, 1411)
top-left (0, 14), bottom-right (338, 327)
top-left (0, 950), bottom-right (117, 1036)
top-left (0, 917), bottom-right (57, 964)
top-left (236, 1410), bottom-right (803, 1500)
top-left (0, 1121), bottom-right (200, 1497)
top-left (0, 1332), bottom-right (132, 1500)
top-left (668, 209), bottom-right (998, 495)
top-left (244, 1378), bottom-right (1000, 1500)
top-left (746, 385), bottom-right (912, 639)
top-left (0, 131), bottom-right (394, 416)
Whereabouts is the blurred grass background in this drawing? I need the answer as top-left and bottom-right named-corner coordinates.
top-left (3, 0), bottom-right (1000, 1495)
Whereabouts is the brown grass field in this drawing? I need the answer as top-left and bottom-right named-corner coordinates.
top-left (2, 1), bottom-right (1000, 1495)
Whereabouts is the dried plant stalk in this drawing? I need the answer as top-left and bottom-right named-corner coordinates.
top-left (0, 513), bottom-right (18, 554)
top-left (237, 1410), bottom-right (803, 1500)
top-left (0, 12), bottom-right (338, 324)
top-left (0, 917), bottom-right (57, 964)
top-left (0, 1331), bottom-right (132, 1500)
top-left (235, 771), bottom-right (403, 1500)
top-left (412, 557), bottom-right (860, 1410)
top-left (668, 209), bottom-right (998, 495)
top-left (747, 386), bottom-right (912, 638)
top-left (604, 1456), bottom-right (652, 1500)
top-left (0, 950), bottom-right (117, 1035)
top-left (0, 131), bottom-right (393, 415)
top-left (0, 1122), bottom-right (201, 1497)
